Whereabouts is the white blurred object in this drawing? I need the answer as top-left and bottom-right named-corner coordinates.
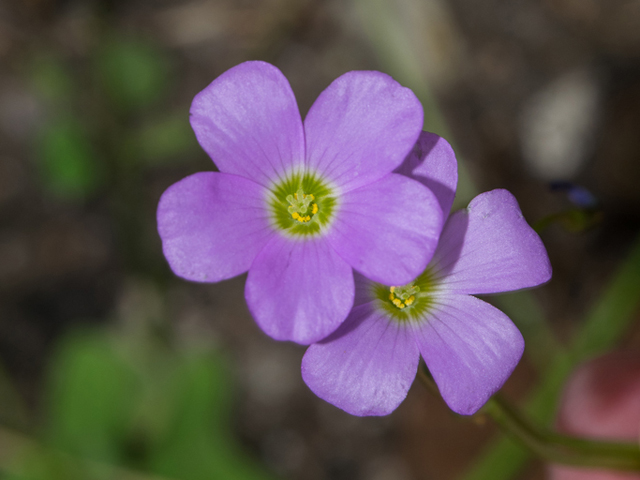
top-left (520, 69), bottom-right (601, 180)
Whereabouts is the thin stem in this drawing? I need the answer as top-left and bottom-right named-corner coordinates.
top-left (417, 365), bottom-right (640, 471)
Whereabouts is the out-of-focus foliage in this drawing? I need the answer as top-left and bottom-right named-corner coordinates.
top-left (94, 36), bottom-right (170, 112)
top-left (29, 53), bottom-right (105, 200)
top-left (30, 32), bottom-right (194, 201)
top-left (46, 334), bottom-right (138, 464)
top-left (135, 114), bottom-right (199, 165)
top-left (35, 119), bottom-right (103, 199)
top-left (534, 208), bottom-right (603, 234)
top-left (148, 354), bottom-right (275, 480)
top-left (7, 329), bottom-right (276, 480)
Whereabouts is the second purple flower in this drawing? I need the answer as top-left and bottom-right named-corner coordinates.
top-left (302, 133), bottom-right (553, 416)
top-left (157, 61), bottom-right (444, 344)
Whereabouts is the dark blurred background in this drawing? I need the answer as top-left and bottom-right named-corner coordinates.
top-left (1, 1), bottom-right (640, 479)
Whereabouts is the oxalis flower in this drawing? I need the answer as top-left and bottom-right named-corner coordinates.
top-left (301, 131), bottom-right (552, 415)
top-left (157, 61), bottom-right (443, 345)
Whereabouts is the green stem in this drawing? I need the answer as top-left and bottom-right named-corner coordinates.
top-left (483, 395), bottom-right (640, 470)
top-left (417, 367), bottom-right (640, 471)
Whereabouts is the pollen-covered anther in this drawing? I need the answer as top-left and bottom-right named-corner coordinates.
top-left (287, 187), bottom-right (318, 224)
top-left (392, 298), bottom-right (405, 309)
top-left (389, 283), bottom-right (420, 310)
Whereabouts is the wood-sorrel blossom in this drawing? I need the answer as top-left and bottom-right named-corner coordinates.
top-left (157, 62), bottom-right (443, 345)
top-left (301, 132), bottom-right (552, 415)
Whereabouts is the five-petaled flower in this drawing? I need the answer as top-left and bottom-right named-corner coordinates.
top-left (157, 61), bottom-right (444, 345)
top-left (301, 132), bottom-right (552, 416)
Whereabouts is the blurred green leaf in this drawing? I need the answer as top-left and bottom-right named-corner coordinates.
top-left (36, 119), bottom-right (103, 199)
top-left (95, 36), bottom-right (170, 112)
top-left (534, 209), bottom-right (603, 234)
top-left (148, 354), bottom-right (275, 480)
top-left (9, 322), bottom-right (277, 480)
top-left (136, 113), bottom-right (198, 164)
top-left (9, 449), bottom-right (95, 480)
top-left (45, 333), bottom-right (138, 464)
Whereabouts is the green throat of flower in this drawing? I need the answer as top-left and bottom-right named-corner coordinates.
top-left (269, 172), bottom-right (336, 236)
top-left (373, 268), bottom-right (439, 322)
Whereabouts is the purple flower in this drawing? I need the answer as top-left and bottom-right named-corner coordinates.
top-left (156, 61), bottom-right (444, 345)
top-left (301, 132), bottom-right (552, 415)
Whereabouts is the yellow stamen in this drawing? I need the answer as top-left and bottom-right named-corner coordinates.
top-left (287, 187), bottom-right (320, 223)
top-left (389, 284), bottom-right (418, 310)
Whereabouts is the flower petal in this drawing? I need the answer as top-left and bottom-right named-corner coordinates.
top-left (394, 131), bottom-right (458, 216)
top-left (157, 172), bottom-right (274, 282)
top-left (302, 303), bottom-right (419, 416)
top-left (190, 61), bottom-right (305, 186)
top-left (304, 71), bottom-right (423, 192)
top-left (431, 189), bottom-right (552, 295)
top-left (413, 294), bottom-right (524, 415)
top-left (245, 236), bottom-right (354, 345)
top-left (326, 173), bottom-right (443, 286)
top-left (353, 271), bottom-right (376, 307)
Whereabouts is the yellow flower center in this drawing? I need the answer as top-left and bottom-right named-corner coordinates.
top-left (388, 283), bottom-right (420, 309)
top-left (286, 187), bottom-right (319, 223)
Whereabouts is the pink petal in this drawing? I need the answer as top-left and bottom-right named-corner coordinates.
top-left (550, 352), bottom-right (640, 480)
top-left (190, 61), bottom-right (305, 187)
top-left (394, 131), bottom-right (458, 216)
top-left (304, 71), bottom-right (423, 192)
top-left (326, 173), bottom-right (443, 286)
top-left (302, 303), bottom-right (420, 416)
top-left (413, 294), bottom-right (524, 415)
top-left (157, 172), bottom-right (273, 282)
top-left (431, 189), bottom-right (552, 295)
top-left (245, 236), bottom-right (354, 345)
top-left (550, 467), bottom-right (640, 480)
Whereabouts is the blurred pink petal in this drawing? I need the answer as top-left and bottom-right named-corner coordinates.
top-left (549, 352), bottom-right (640, 480)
